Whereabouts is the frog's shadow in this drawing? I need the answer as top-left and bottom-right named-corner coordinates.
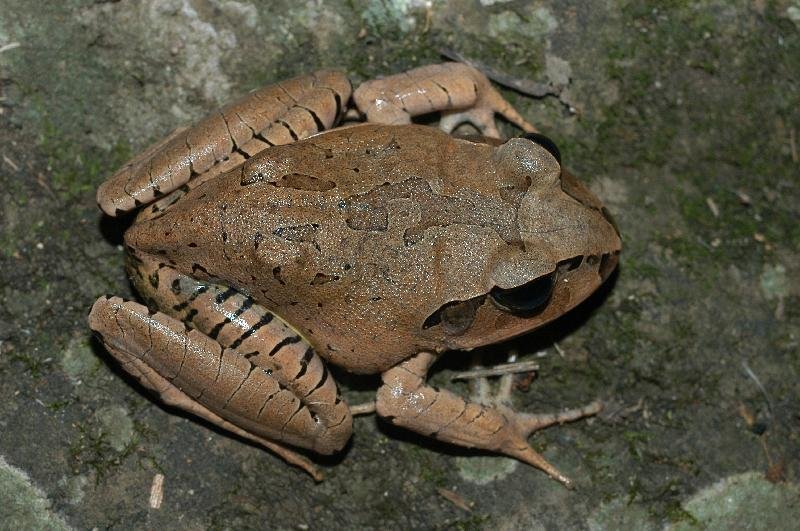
top-left (98, 210), bottom-right (134, 246)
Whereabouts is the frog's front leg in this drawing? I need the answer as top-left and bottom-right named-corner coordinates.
top-left (97, 70), bottom-right (352, 217)
top-left (353, 62), bottom-right (536, 138)
top-left (88, 260), bottom-right (352, 480)
top-left (375, 352), bottom-right (601, 488)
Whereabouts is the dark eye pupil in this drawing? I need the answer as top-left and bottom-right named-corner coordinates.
top-left (522, 133), bottom-right (562, 165)
top-left (489, 273), bottom-right (555, 315)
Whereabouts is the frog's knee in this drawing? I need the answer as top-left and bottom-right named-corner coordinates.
top-left (375, 370), bottom-right (417, 420)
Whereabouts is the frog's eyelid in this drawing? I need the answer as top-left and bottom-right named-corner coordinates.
top-left (521, 132), bottom-right (562, 165)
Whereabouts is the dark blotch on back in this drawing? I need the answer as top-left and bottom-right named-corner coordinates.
top-left (310, 272), bottom-right (340, 286)
top-left (276, 173), bottom-right (336, 192)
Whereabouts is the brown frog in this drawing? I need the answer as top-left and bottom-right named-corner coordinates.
top-left (88, 63), bottom-right (621, 486)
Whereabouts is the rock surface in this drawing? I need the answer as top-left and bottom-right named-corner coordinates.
top-left (1, 1), bottom-right (798, 528)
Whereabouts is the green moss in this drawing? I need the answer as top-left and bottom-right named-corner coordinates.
top-left (663, 502), bottom-right (700, 528)
top-left (61, 335), bottom-right (100, 385)
top-left (760, 264), bottom-right (790, 301)
top-left (0, 456), bottom-right (70, 530)
top-left (405, 445), bottom-right (448, 487)
top-left (674, 473), bottom-right (800, 530)
top-left (38, 118), bottom-right (131, 202)
top-left (450, 513), bottom-right (491, 530)
top-left (68, 416), bottom-right (139, 483)
top-left (9, 349), bottom-right (48, 379)
top-left (623, 430), bottom-right (651, 462)
top-left (456, 454), bottom-right (518, 485)
top-left (93, 405), bottom-right (135, 453)
top-left (359, 0), bottom-right (423, 35)
top-left (45, 399), bottom-right (73, 413)
top-left (587, 498), bottom-right (658, 531)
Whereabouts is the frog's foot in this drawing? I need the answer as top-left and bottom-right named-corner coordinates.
top-left (375, 351), bottom-right (601, 488)
top-left (97, 70), bottom-right (352, 217)
top-left (353, 62), bottom-right (537, 138)
top-left (88, 290), bottom-right (352, 480)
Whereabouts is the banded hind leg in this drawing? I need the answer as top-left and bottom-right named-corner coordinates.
top-left (353, 62), bottom-right (537, 138)
top-left (375, 352), bottom-right (601, 488)
top-left (89, 255), bottom-right (352, 480)
top-left (97, 70), bottom-right (352, 217)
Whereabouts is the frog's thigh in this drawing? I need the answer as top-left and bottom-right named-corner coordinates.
top-left (97, 70), bottom-right (352, 217)
top-left (375, 352), bottom-right (600, 488)
top-left (352, 62), bottom-right (536, 137)
top-left (128, 255), bottom-right (352, 449)
top-left (88, 296), bottom-right (351, 475)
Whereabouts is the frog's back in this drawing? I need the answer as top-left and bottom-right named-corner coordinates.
top-left (127, 124), bottom-right (526, 373)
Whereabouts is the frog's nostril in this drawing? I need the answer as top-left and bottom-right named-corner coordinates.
top-left (521, 132), bottom-right (561, 165)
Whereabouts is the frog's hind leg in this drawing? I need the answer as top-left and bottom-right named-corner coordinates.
top-left (375, 351), bottom-right (601, 488)
top-left (89, 263), bottom-right (352, 480)
top-left (353, 62), bottom-right (536, 138)
top-left (126, 255), bottom-right (352, 451)
top-left (97, 71), bottom-right (352, 217)
top-left (87, 299), bottom-right (323, 480)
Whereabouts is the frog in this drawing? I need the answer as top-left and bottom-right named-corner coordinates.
top-left (88, 62), bottom-right (621, 487)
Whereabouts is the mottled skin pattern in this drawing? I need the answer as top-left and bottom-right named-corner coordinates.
top-left (88, 63), bottom-right (621, 486)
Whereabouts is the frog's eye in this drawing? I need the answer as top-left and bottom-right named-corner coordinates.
top-left (489, 272), bottom-right (555, 315)
top-left (522, 133), bottom-right (562, 165)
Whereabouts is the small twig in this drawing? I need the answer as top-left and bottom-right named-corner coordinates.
top-left (760, 435), bottom-right (786, 483)
top-left (437, 487), bottom-right (473, 512)
top-left (790, 127), bottom-right (798, 163)
top-left (439, 47), bottom-right (557, 98)
top-left (2, 154), bottom-right (19, 171)
top-left (705, 196), bottom-right (720, 218)
top-left (149, 473), bottom-right (164, 509)
top-left (0, 42), bottom-right (20, 54)
top-left (450, 360), bottom-right (539, 381)
top-left (735, 189), bottom-right (752, 206)
top-left (36, 173), bottom-right (57, 199)
top-left (552, 342), bottom-right (566, 358)
top-left (349, 402), bottom-right (376, 416)
top-left (741, 360), bottom-right (774, 418)
top-left (603, 398), bottom-right (644, 421)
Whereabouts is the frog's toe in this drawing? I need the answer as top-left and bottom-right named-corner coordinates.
top-left (516, 400), bottom-right (604, 437)
top-left (497, 400), bottom-right (602, 488)
top-left (440, 108), bottom-right (501, 138)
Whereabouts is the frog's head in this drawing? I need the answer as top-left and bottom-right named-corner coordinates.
top-left (423, 133), bottom-right (621, 350)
